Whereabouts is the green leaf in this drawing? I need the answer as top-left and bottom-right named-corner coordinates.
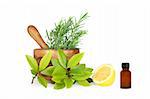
top-left (31, 70), bottom-right (37, 75)
top-left (52, 65), bottom-right (67, 83)
top-left (72, 71), bottom-right (92, 80)
top-left (52, 76), bottom-right (65, 83)
top-left (77, 80), bottom-right (91, 86)
top-left (85, 71), bottom-right (93, 75)
top-left (41, 66), bottom-right (55, 76)
top-left (54, 83), bottom-right (65, 89)
top-left (58, 49), bottom-right (67, 68)
top-left (64, 77), bottom-right (74, 88)
top-left (52, 65), bottom-right (66, 77)
top-left (37, 75), bottom-right (48, 88)
top-left (67, 53), bottom-right (84, 68)
top-left (85, 67), bottom-right (93, 72)
top-left (39, 51), bottom-right (52, 71)
top-left (70, 64), bottom-right (85, 75)
top-left (51, 59), bottom-right (61, 66)
top-left (26, 55), bottom-right (38, 72)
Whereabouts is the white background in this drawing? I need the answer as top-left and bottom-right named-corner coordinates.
top-left (0, 0), bottom-right (150, 98)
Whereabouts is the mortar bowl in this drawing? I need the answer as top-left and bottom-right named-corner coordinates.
top-left (33, 48), bottom-right (80, 81)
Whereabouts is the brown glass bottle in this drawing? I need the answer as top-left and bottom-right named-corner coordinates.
top-left (120, 63), bottom-right (131, 89)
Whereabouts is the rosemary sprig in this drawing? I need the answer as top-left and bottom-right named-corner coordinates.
top-left (46, 12), bottom-right (89, 49)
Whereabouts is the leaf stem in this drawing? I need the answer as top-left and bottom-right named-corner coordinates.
top-left (31, 74), bottom-right (37, 84)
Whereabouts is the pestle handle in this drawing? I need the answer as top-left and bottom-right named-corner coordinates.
top-left (27, 25), bottom-right (49, 49)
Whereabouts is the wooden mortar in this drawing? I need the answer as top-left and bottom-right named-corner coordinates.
top-left (34, 49), bottom-right (79, 81)
top-left (34, 49), bottom-right (80, 64)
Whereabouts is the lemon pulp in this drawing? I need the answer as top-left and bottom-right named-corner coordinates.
top-left (92, 64), bottom-right (115, 86)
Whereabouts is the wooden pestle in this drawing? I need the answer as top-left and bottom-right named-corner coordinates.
top-left (27, 25), bottom-right (49, 49)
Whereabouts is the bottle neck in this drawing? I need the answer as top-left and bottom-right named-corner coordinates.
top-left (122, 68), bottom-right (129, 70)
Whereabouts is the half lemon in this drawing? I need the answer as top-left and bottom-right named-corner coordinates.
top-left (92, 64), bottom-right (115, 86)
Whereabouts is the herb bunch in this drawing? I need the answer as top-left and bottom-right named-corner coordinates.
top-left (26, 50), bottom-right (93, 89)
top-left (26, 52), bottom-right (52, 88)
top-left (42, 49), bottom-right (93, 89)
top-left (46, 12), bottom-right (89, 49)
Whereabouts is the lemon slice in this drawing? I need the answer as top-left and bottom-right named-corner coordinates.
top-left (92, 64), bottom-right (115, 86)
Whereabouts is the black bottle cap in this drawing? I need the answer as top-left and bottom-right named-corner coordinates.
top-left (122, 63), bottom-right (129, 69)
